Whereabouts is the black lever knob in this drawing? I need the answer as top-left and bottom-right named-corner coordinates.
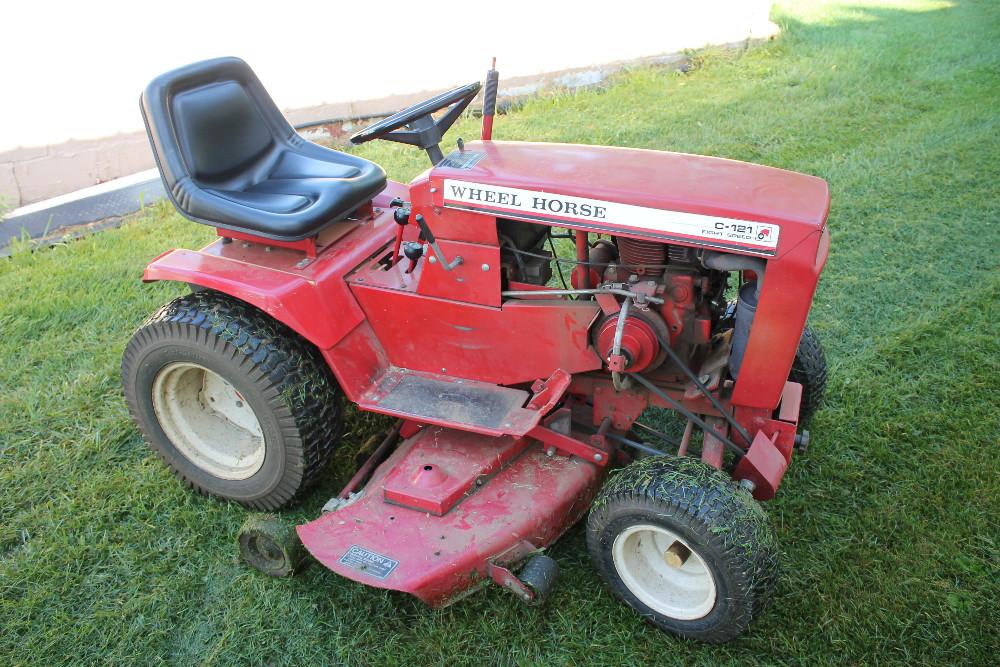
top-left (389, 197), bottom-right (406, 208)
top-left (402, 241), bottom-right (424, 261)
top-left (393, 208), bottom-right (411, 226)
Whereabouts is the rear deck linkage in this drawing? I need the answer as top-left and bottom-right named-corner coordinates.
top-left (628, 373), bottom-right (746, 463)
top-left (506, 283), bottom-right (750, 460)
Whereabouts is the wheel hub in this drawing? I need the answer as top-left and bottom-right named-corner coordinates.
top-left (612, 524), bottom-right (717, 620)
top-left (151, 362), bottom-right (265, 480)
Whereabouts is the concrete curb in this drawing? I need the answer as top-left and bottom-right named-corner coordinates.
top-left (0, 169), bottom-right (163, 254)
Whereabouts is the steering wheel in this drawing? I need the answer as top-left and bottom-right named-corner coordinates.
top-left (350, 81), bottom-right (481, 164)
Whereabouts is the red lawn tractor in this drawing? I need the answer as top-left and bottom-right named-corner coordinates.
top-left (123, 57), bottom-right (829, 643)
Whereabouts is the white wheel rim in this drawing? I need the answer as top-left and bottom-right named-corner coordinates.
top-left (151, 362), bottom-right (265, 480)
top-left (612, 524), bottom-right (717, 620)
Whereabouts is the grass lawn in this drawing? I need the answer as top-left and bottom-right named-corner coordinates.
top-left (2, 0), bottom-right (999, 664)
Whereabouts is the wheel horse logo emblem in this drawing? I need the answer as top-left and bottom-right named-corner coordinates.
top-left (442, 179), bottom-right (781, 255)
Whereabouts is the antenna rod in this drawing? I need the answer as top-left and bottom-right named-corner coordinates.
top-left (481, 57), bottom-right (499, 141)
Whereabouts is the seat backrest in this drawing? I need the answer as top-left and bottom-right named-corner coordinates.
top-left (141, 57), bottom-right (292, 192)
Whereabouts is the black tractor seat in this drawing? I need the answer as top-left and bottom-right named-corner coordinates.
top-left (141, 57), bottom-right (387, 242)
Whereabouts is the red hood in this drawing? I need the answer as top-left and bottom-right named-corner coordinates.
top-left (429, 141), bottom-right (829, 257)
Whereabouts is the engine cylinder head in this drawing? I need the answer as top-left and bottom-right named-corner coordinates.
top-left (667, 244), bottom-right (697, 265)
top-left (616, 236), bottom-right (666, 275)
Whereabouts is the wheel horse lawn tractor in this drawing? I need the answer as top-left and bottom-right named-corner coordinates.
top-left (122, 56), bottom-right (830, 643)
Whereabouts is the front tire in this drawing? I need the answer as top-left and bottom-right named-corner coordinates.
top-left (587, 456), bottom-right (778, 643)
top-left (122, 291), bottom-right (343, 510)
top-left (790, 324), bottom-right (827, 420)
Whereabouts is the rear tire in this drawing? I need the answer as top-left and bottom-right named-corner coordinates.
top-left (790, 325), bottom-right (827, 420)
top-left (587, 456), bottom-right (778, 643)
top-left (122, 291), bottom-right (343, 510)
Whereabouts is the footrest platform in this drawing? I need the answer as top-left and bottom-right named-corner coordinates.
top-left (357, 367), bottom-right (561, 437)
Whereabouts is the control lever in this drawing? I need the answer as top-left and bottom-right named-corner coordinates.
top-left (414, 214), bottom-right (463, 271)
top-left (401, 241), bottom-right (424, 274)
top-left (389, 206), bottom-right (409, 268)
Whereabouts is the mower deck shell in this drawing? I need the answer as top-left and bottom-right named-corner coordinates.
top-left (297, 426), bottom-right (604, 607)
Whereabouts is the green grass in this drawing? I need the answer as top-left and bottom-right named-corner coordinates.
top-left (2, 1), bottom-right (999, 664)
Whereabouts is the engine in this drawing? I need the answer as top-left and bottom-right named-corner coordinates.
top-left (497, 219), bottom-right (733, 378)
top-left (585, 236), bottom-right (730, 377)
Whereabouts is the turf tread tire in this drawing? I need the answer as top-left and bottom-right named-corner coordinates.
top-left (122, 290), bottom-right (343, 510)
top-left (587, 456), bottom-right (779, 643)
top-left (789, 324), bottom-right (827, 420)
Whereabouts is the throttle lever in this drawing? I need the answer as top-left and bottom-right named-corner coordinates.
top-left (414, 214), bottom-right (463, 271)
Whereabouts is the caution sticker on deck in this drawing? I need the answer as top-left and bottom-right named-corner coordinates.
top-left (339, 545), bottom-right (399, 580)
